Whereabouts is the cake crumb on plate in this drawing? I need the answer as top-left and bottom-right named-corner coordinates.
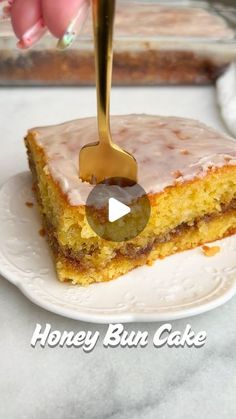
top-left (25, 201), bottom-right (34, 208)
top-left (202, 245), bottom-right (221, 257)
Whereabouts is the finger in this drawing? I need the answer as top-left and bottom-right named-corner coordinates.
top-left (42, 0), bottom-right (90, 49)
top-left (10, 0), bottom-right (47, 49)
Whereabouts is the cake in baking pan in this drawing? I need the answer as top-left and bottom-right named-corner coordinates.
top-left (25, 115), bottom-right (236, 285)
top-left (1, 1), bottom-right (236, 86)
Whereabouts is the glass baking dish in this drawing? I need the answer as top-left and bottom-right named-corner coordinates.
top-left (0, 0), bottom-right (236, 86)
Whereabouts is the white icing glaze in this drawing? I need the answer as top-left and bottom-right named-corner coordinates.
top-left (31, 115), bottom-right (236, 206)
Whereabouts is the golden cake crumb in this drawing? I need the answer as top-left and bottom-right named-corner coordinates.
top-left (202, 245), bottom-right (221, 257)
top-left (39, 228), bottom-right (46, 237)
top-left (25, 201), bottom-right (34, 208)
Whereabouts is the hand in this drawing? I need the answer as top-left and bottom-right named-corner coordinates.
top-left (1, 0), bottom-right (90, 49)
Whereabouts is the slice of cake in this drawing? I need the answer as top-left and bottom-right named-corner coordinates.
top-left (25, 115), bottom-right (236, 286)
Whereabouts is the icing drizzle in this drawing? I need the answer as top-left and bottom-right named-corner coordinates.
top-left (31, 115), bottom-right (236, 206)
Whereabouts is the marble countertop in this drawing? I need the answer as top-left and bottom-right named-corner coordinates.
top-left (0, 85), bottom-right (236, 419)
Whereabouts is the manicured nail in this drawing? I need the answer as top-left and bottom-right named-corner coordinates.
top-left (57, 2), bottom-right (89, 50)
top-left (17, 18), bottom-right (47, 49)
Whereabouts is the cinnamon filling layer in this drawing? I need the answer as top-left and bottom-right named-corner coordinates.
top-left (47, 199), bottom-right (236, 271)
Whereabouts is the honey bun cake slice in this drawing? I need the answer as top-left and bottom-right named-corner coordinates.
top-left (25, 115), bottom-right (236, 285)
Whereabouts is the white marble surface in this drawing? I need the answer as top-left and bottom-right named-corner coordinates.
top-left (0, 85), bottom-right (236, 419)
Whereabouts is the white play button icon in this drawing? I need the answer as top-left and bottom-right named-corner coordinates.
top-left (108, 198), bottom-right (131, 223)
top-left (85, 177), bottom-right (150, 242)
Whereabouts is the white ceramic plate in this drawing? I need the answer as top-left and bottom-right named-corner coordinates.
top-left (0, 172), bottom-right (236, 324)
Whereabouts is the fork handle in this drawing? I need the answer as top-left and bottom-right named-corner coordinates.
top-left (92, 0), bottom-right (116, 145)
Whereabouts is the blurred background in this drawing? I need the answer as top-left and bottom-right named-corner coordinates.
top-left (1, 0), bottom-right (236, 87)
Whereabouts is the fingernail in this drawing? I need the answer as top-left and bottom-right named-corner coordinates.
top-left (57, 1), bottom-right (89, 50)
top-left (17, 18), bottom-right (47, 49)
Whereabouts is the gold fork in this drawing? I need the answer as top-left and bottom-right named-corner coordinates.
top-left (79, 0), bottom-right (138, 185)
